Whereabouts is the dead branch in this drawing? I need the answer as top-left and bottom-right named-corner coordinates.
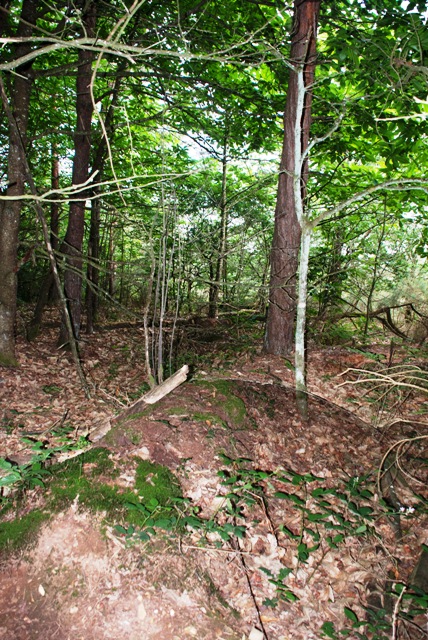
top-left (89, 364), bottom-right (189, 441)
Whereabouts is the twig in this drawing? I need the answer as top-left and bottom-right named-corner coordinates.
top-left (377, 435), bottom-right (428, 496)
top-left (236, 535), bottom-right (270, 640)
top-left (392, 584), bottom-right (406, 640)
top-left (181, 543), bottom-right (257, 555)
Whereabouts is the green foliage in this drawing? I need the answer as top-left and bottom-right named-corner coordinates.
top-left (260, 567), bottom-right (297, 605)
top-left (134, 459), bottom-right (182, 506)
top-left (183, 455), bottom-right (423, 611)
top-left (320, 582), bottom-right (428, 640)
top-left (0, 435), bottom-right (88, 494)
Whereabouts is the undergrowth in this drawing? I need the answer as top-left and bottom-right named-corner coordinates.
top-left (1, 438), bottom-right (426, 638)
top-left (0, 444), bottom-right (183, 552)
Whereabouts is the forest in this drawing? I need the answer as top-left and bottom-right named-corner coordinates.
top-left (0, 1), bottom-right (428, 639)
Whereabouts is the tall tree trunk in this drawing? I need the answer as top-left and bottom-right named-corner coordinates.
top-left (264, 0), bottom-right (321, 355)
top-left (86, 69), bottom-right (123, 332)
top-left (0, 0), bottom-right (37, 365)
top-left (58, 2), bottom-right (96, 345)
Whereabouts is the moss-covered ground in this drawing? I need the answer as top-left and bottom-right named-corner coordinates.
top-left (0, 447), bottom-right (183, 554)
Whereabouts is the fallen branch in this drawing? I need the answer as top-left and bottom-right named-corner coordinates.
top-left (89, 364), bottom-right (189, 442)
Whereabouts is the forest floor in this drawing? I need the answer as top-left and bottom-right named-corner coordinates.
top-left (0, 312), bottom-right (427, 640)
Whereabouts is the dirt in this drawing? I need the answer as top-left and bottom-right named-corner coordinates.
top-left (0, 326), bottom-right (427, 639)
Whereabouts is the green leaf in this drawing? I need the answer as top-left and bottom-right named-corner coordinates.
top-left (355, 524), bottom-right (367, 534)
top-left (274, 492), bottom-right (305, 506)
top-left (279, 589), bottom-right (299, 602)
top-left (0, 458), bottom-right (13, 470)
top-left (114, 525), bottom-right (128, 535)
top-left (320, 621), bottom-right (337, 638)
top-left (279, 525), bottom-right (299, 540)
top-left (297, 543), bottom-right (310, 562)
top-left (154, 518), bottom-right (173, 529)
top-left (344, 607), bottom-right (359, 623)
top-left (291, 474), bottom-right (305, 485)
top-left (138, 531), bottom-right (151, 541)
top-left (0, 471), bottom-right (22, 486)
top-left (183, 516), bottom-right (204, 529)
top-left (278, 567), bottom-right (293, 580)
top-left (263, 597), bottom-right (278, 608)
top-left (307, 512), bottom-right (328, 522)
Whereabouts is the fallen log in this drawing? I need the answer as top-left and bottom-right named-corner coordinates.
top-left (88, 365), bottom-right (189, 442)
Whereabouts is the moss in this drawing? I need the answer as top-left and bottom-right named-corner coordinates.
top-left (49, 448), bottom-right (131, 520)
top-left (0, 509), bottom-right (49, 552)
top-left (193, 412), bottom-right (227, 429)
top-left (0, 354), bottom-right (19, 367)
top-left (50, 447), bottom-right (117, 479)
top-left (135, 459), bottom-right (182, 505)
top-left (0, 447), bottom-right (185, 557)
top-left (50, 475), bottom-right (134, 517)
top-left (166, 407), bottom-right (189, 416)
top-left (211, 380), bottom-right (247, 426)
top-left (103, 423), bottom-right (142, 446)
top-left (48, 450), bottom-right (182, 527)
top-left (121, 408), bottom-right (153, 422)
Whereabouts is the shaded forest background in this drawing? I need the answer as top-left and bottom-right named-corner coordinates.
top-left (1, 0), bottom-right (428, 380)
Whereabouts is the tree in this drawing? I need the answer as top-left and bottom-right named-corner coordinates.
top-left (58, 1), bottom-right (96, 346)
top-left (0, 0), bottom-right (38, 365)
top-left (264, 0), bottom-right (321, 356)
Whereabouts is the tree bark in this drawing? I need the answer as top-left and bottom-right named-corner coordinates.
top-left (59, 1), bottom-right (96, 346)
top-left (0, 0), bottom-right (37, 365)
top-left (264, 0), bottom-right (321, 355)
top-left (86, 68), bottom-right (123, 333)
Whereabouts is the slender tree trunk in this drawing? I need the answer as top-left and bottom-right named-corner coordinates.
top-left (107, 219), bottom-right (116, 298)
top-left (28, 143), bottom-right (60, 340)
top-left (48, 141), bottom-right (60, 305)
top-left (208, 136), bottom-right (228, 319)
top-left (364, 204), bottom-right (387, 336)
top-left (0, 0), bottom-right (37, 365)
top-left (59, 1), bottom-right (96, 345)
top-left (50, 142), bottom-right (60, 255)
top-left (264, 0), bottom-right (321, 355)
top-left (86, 193), bottom-right (100, 334)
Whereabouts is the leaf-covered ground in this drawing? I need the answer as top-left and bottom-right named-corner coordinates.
top-left (0, 317), bottom-right (427, 640)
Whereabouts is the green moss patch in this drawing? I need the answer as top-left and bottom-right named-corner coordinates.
top-left (192, 412), bottom-right (228, 429)
top-left (49, 450), bottom-right (182, 524)
top-left (190, 380), bottom-right (248, 428)
top-left (0, 509), bottom-right (49, 552)
top-left (0, 448), bottom-right (183, 554)
top-left (135, 459), bottom-right (182, 504)
top-left (211, 380), bottom-right (247, 426)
